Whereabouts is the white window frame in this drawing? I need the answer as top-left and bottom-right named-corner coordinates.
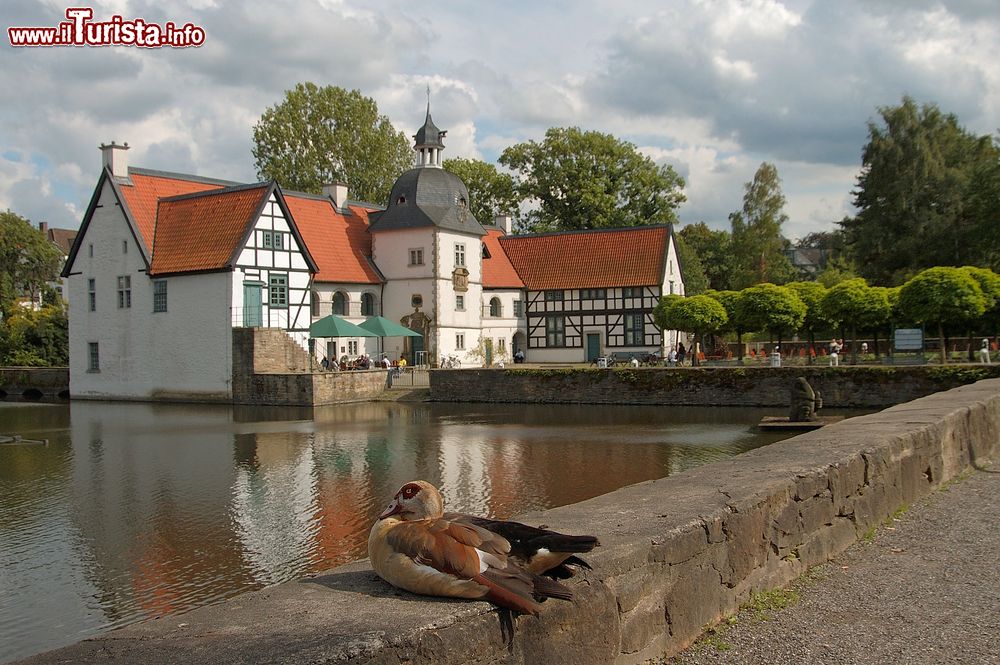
top-left (454, 243), bottom-right (466, 267)
top-left (456, 294), bottom-right (465, 311)
top-left (153, 279), bottom-right (167, 313)
top-left (456, 333), bottom-right (465, 350)
top-left (409, 248), bottom-right (424, 266)
top-left (117, 275), bottom-right (131, 309)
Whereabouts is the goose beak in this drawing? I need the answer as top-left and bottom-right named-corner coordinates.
top-left (378, 499), bottom-right (402, 520)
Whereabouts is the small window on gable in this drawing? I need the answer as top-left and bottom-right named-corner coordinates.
top-left (482, 244), bottom-right (491, 259)
top-left (122, 240), bottom-right (128, 254)
top-left (88, 243), bottom-right (94, 258)
top-left (397, 195), bottom-right (407, 205)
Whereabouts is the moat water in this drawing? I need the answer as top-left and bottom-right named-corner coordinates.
top-left (1, 399), bottom-right (812, 663)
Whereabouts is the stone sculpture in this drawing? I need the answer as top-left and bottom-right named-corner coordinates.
top-left (789, 376), bottom-right (823, 422)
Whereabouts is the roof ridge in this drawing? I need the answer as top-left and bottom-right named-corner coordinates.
top-left (158, 181), bottom-right (271, 203)
top-left (129, 167), bottom-right (245, 188)
top-left (501, 223), bottom-right (672, 240)
top-left (281, 189), bottom-right (386, 213)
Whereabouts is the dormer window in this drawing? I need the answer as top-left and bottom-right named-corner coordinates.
top-left (396, 195), bottom-right (406, 205)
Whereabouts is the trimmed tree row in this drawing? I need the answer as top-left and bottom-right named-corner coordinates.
top-left (653, 266), bottom-right (1000, 365)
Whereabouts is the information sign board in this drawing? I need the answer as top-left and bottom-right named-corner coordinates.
top-left (894, 328), bottom-right (923, 351)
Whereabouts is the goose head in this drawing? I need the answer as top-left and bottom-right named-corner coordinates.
top-left (377, 480), bottom-right (444, 521)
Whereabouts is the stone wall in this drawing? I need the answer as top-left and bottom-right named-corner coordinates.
top-left (232, 328), bottom-right (388, 405)
top-left (430, 365), bottom-right (1000, 407)
top-left (24, 379), bottom-right (1000, 665)
top-left (0, 367), bottom-right (69, 399)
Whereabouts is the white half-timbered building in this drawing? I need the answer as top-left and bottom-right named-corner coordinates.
top-left (499, 225), bottom-right (684, 363)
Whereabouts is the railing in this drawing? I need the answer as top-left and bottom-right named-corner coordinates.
top-left (388, 368), bottom-right (430, 388)
top-left (231, 306), bottom-right (289, 329)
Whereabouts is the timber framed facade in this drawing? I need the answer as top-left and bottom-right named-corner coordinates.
top-left (525, 286), bottom-right (662, 350)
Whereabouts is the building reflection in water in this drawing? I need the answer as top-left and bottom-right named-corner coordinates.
top-left (0, 399), bottom-right (801, 664)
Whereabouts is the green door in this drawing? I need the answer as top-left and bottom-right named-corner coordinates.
top-left (409, 330), bottom-right (423, 365)
top-left (243, 282), bottom-right (262, 327)
top-left (586, 333), bottom-right (601, 362)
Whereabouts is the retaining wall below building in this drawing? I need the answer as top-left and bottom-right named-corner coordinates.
top-left (430, 365), bottom-right (1000, 407)
top-left (231, 328), bottom-right (389, 405)
top-left (21, 379), bottom-right (1000, 665)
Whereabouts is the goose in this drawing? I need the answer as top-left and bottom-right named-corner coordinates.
top-left (368, 480), bottom-right (572, 615)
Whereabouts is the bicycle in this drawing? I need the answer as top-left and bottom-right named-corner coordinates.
top-left (440, 354), bottom-right (462, 369)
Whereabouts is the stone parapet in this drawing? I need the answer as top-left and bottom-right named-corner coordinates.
top-left (0, 367), bottom-right (69, 399)
top-left (19, 380), bottom-right (1000, 664)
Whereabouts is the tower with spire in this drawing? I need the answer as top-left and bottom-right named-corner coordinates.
top-left (413, 92), bottom-right (447, 167)
top-left (367, 97), bottom-right (488, 367)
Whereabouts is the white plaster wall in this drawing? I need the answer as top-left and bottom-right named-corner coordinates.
top-left (371, 227), bottom-right (434, 281)
top-left (311, 282), bottom-right (384, 359)
top-left (67, 180), bottom-right (233, 399)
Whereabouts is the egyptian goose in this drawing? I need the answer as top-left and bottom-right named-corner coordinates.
top-left (445, 514), bottom-right (599, 578)
top-left (368, 481), bottom-right (572, 615)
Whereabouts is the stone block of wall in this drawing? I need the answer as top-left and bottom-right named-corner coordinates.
top-left (23, 380), bottom-right (1000, 665)
top-left (430, 365), bottom-right (1000, 407)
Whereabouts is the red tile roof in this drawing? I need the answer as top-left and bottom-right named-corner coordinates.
top-left (499, 226), bottom-right (669, 290)
top-left (118, 171), bottom-right (226, 252)
top-left (482, 228), bottom-right (524, 289)
top-left (149, 184), bottom-right (271, 276)
top-left (284, 196), bottom-right (382, 284)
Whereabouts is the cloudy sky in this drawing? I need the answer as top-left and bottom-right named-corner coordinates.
top-left (2, 0), bottom-right (998, 240)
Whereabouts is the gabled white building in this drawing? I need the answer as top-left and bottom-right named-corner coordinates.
top-left (62, 143), bottom-right (316, 401)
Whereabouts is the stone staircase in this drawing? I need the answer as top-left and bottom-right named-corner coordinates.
top-left (233, 328), bottom-right (312, 375)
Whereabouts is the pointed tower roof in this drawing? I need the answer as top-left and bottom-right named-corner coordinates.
top-left (413, 102), bottom-right (446, 149)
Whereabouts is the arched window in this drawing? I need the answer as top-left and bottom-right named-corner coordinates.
top-left (332, 291), bottom-right (347, 316)
top-left (361, 292), bottom-right (376, 316)
top-left (489, 297), bottom-right (502, 317)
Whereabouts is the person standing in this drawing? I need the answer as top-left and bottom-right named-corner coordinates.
top-left (979, 338), bottom-right (991, 364)
top-left (829, 339), bottom-right (841, 367)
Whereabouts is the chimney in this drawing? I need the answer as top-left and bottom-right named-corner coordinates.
top-left (99, 141), bottom-right (130, 179)
top-left (322, 181), bottom-right (349, 209)
top-left (39, 221), bottom-right (49, 236)
top-left (494, 213), bottom-right (512, 235)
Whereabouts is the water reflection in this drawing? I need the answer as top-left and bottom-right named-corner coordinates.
top-left (0, 399), bottom-right (806, 663)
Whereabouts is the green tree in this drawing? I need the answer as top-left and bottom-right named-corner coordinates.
top-left (0, 305), bottom-right (68, 366)
top-left (897, 267), bottom-right (986, 364)
top-left (673, 235), bottom-right (709, 295)
top-left (678, 222), bottom-right (734, 290)
top-left (735, 283), bottom-right (806, 348)
top-left (820, 278), bottom-right (891, 363)
top-left (499, 127), bottom-right (686, 232)
top-left (654, 295), bottom-right (727, 366)
top-left (786, 281), bottom-right (831, 362)
top-left (705, 289), bottom-right (746, 361)
top-left (960, 266), bottom-right (1000, 358)
top-left (842, 97), bottom-right (1000, 283)
top-left (729, 163), bottom-right (796, 289)
top-left (652, 294), bottom-right (684, 332)
top-left (442, 157), bottom-right (520, 227)
top-left (0, 210), bottom-right (63, 319)
top-left (252, 83), bottom-right (412, 204)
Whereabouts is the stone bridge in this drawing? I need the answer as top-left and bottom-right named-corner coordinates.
top-left (0, 367), bottom-right (69, 401)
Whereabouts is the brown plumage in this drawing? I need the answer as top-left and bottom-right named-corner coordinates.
top-left (368, 480), bottom-right (573, 615)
